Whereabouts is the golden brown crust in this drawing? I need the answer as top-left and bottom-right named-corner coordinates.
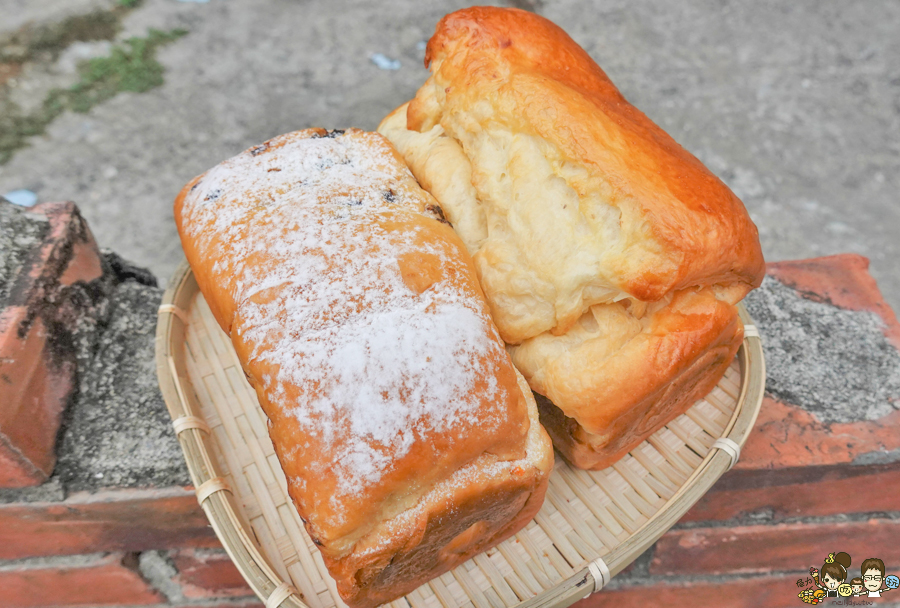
top-left (332, 468), bottom-right (549, 608)
top-left (174, 128), bottom-right (553, 606)
top-left (378, 7), bottom-right (762, 471)
top-left (519, 290), bottom-right (743, 469)
top-left (394, 6), bottom-right (764, 343)
top-left (328, 372), bottom-right (552, 608)
top-left (509, 289), bottom-right (741, 434)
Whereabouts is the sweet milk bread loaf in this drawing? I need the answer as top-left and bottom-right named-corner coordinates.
top-left (174, 128), bottom-right (553, 607)
top-left (377, 7), bottom-right (764, 469)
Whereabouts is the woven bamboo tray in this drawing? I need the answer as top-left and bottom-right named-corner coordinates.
top-left (155, 261), bottom-right (765, 608)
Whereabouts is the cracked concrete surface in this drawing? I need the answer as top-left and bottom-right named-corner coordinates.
top-left (55, 276), bottom-right (191, 492)
top-left (0, 198), bottom-right (49, 307)
top-left (0, 0), bottom-right (898, 313)
top-left (745, 276), bottom-right (900, 424)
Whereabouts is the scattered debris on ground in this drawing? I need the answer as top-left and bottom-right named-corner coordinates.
top-left (2, 188), bottom-right (38, 207)
top-left (369, 52), bottom-right (401, 70)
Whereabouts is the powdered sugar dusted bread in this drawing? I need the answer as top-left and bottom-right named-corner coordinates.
top-left (174, 128), bottom-right (553, 607)
top-left (377, 7), bottom-right (764, 469)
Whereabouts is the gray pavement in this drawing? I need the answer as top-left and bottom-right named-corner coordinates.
top-left (1, 0), bottom-right (898, 313)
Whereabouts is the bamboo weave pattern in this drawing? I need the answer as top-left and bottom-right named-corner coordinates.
top-left (179, 290), bottom-right (744, 608)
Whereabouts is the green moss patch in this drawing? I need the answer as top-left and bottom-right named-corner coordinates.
top-left (0, 27), bottom-right (186, 164)
top-left (48, 28), bottom-right (187, 114)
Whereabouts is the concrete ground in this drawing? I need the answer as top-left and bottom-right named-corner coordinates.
top-left (1, 0), bottom-right (898, 312)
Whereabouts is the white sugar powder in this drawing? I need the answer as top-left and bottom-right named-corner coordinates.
top-left (180, 131), bottom-right (505, 502)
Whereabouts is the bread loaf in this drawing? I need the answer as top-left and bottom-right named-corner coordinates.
top-left (174, 128), bottom-right (553, 606)
top-left (378, 7), bottom-right (764, 469)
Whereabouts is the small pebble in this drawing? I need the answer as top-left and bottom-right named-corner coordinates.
top-left (370, 53), bottom-right (401, 70)
top-left (3, 189), bottom-right (38, 207)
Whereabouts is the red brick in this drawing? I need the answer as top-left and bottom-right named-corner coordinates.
top-left (767, 254), bottom-right (900, 348)
top-left (0, 553), bottom-right (163, 607)
top-left (683, 464), bottom-right (900, 523)
top-left (0, 488), bottom-right (219, 559)
top-left (579, 256), bottom-right (900, 605)
top-left (676, 255), bottom-right (900, 521)
top-left (172, 549), bottom-right (254, 599)
top-left (730, 255), bottom-right (900, 474)
top-left (0, 312), bottom-right (73, 486)
top-left (578, 574), bottom-right (803, 608)
top-left (651, 518), bottom-right (900, 577)
top-left (29, 202), bottom-right (104, 292)
top-left (0, 202), bottom-right (103, 487)
top-left (737, 397), bottom-right (900, 471)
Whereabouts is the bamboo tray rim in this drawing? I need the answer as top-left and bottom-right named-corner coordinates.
top-left (155, 260), bottom-right (766, 608)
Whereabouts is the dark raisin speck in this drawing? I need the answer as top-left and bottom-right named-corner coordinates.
top-left (204, 189), bottom-right (222, 201)
top-left (346, 198), bottom-right (363, 207)
top-left (425, 203), bottom-right (452, 226)
top-left (250, 143), bottom-right (268, 156)
top-left (311, 129), bottom-right (345, 139)
top-left (383, 189), bottom-right (397, 203)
